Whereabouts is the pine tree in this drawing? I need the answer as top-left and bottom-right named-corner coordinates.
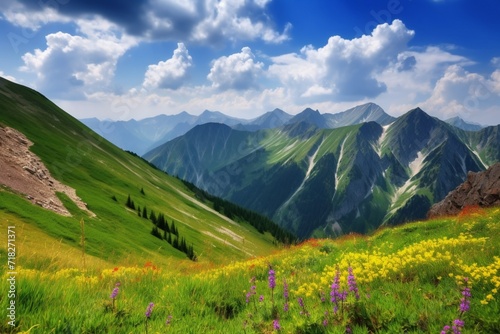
top-left (151, 226), bottom-right (162, 239)
top-left (150, 210), bottom-right (157, 225)
top-left (170, 221), bottom-right (178, 236)
top-left (140, 187), bottom-right (145, 195)
top-left (142, 206), bottom-right (148, 219)
top-left (137, 205), bottom-right (141, 217)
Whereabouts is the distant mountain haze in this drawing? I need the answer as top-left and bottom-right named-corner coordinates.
top-left (81, 103), bottom-right (408, 155)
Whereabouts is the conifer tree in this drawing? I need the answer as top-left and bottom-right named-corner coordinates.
top-left (149, 210), bottom-right (157, 225)
top-left (142, 206), bottom-right (148, 219)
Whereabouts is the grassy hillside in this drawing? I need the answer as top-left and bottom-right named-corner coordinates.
top-left (1, 206), bottom-right (498, 333)
top-left (0, 77), bottom-right (281, 269)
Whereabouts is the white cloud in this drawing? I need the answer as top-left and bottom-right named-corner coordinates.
top-left (20, 25), bottom-right (137, 99)
top-left (0, 71), bottom-right (17, 83)
top-left (0, 0), bottom-right (290, 45)
top-left (143, 43), bottom-right (193, 90)
top-left (269, 20), bottom-right (415, 102)
top-left (192, 0), bottom-right (290, 44)
top-left (208, 47), bottom-right (264, 90)
top-left (419, 65), bottom-right (500, 123)
top-left (0, 0), bottom-right (70, 30)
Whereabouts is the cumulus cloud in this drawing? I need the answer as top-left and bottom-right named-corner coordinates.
top-left (3, 0), bottom-right (289, 44)
top-left (143, 43), bottom-right (193, 90)
top-left (0, 71), bottom-right (17, 83)
top-left (20, 26), bottom-right (137, 99)
top-left (420, 65), bottom-right (500, 123)
top-left (269, 20), bottom-right (415, 102)
top-left (208, 47), bottom-right (264, 91)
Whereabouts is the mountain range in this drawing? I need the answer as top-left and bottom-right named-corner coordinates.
top-left (81, 102), bottom-right (484, 155)
top-left (144, 107), bottom-right (499, 239)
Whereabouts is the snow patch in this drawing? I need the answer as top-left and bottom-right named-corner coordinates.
top-left (279, 138), bottom-right (324, 210)
top-left (334, 134), bottom-right (350, 191)
top-left (389, 151), bottom-right (425, 210)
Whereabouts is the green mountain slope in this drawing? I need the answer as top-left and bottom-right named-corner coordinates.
top-left (0, 77), bottom-right (284, 268)
top-left (147, 108), bottom-right (500, 239)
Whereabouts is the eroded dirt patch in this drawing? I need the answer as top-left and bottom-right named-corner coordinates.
top-left (0, 126), bottom-right (95, 217)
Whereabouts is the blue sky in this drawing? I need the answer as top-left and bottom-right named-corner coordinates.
top-left (1, 0), bottom-right (499, 125)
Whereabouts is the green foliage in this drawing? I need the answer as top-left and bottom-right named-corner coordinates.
top-left (0, 208), bottom-right (499, 333)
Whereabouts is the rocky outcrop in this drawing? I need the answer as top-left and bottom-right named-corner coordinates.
top-left (0, 125), bottom-right (95, 217)
top-left (428, 162), bottom-right (500, 218)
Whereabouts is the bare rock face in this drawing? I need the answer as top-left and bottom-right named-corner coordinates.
top-left (428, 162), bottom-right (500, 218)
top-left (0, 125), bottom-right (95, 217)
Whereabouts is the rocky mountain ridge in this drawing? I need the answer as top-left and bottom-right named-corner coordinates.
top-left (428, 162), bottom-right (500, 217)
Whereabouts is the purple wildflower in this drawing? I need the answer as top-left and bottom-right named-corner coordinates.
top-left (459, 278), bottom-right (471, 314)
top-left (246, 285), bottom-right (256, 303)
top-left (145, 302), bottom-right (154, 318)
top-left (441, 325), bottom-right (451, 334)
top-left (452, 319), bottom-right (464, 334)
top-left (297, 297), bottom-right (309, 317)
top-left (322, 311), bottom-right (329, 327)
top-left (320, 290), bottom-right (326, 303)
top-left (165, 315), bottom-right (173, 325)
top-left (330, 268), bottom-right (345, 313)
top-left (259, 295), bottom-right (264, 302)
top-left (268, 267), bottom-right (276, 290)
top-left (110, 286), bottom-right (119, 300)
top-left (273, 319), bottom-right (281, 331)
top-left (345, 326), bottom-right (352, 333)
top-left (110, 282), bottom-right (120, 299)
top-left (347, 266), bottom-right (359, 300)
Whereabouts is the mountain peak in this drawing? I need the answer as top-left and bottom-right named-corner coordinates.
top-left (287, 108), bottom-right (326, 128)
top-left (445, 116), bottom-right (484, 131)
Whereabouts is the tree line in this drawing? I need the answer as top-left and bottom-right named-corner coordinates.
top-left (126, 193), bottom-right (197, 261)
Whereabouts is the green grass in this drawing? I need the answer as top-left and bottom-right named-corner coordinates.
top-left (0, 207), bottom-right (498, 333)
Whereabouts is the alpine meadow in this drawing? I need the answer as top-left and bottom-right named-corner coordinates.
top-left (1, 72), bottom-right (500, 334)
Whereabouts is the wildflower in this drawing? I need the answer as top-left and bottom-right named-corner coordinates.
top-left (110, 283), bottom-right (120, 300)
top-left (269, 265), bottom-right (276, 305)
top-left (330, 268), bottom-right (345, 313)
top-left (283, 279), bottom-right (289, 312)
top-left (166, 315), bottom-right (173, 325)
top-left (273, 319), bottom-right (281, 331)
top-left (322, 311), bottom-right (329, 327)
top-left (246, 285), bottom-right (256, 303)
top-left (297, 297), bottom-right (309, 317)
top-left (320, 290), bottom-right (326, 303)
top-left (347, 266), bottom-right (359, 300)
top-left (441, 325), bottom-right (451, 334)
top-left (345, 326), bottom-right (352, 333)
top-left (110, 282), bottom-right (120, 311)
top-left (452, 319), bottom-right (465, 334)
top-left (259, 295), bottom-right (264, 302)
top-left (145, 302), bottom-right (154, 318)
top-left (268, 266), bottom-right (276, 290)
top-left (459, 278), bottom-right (471, 314)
